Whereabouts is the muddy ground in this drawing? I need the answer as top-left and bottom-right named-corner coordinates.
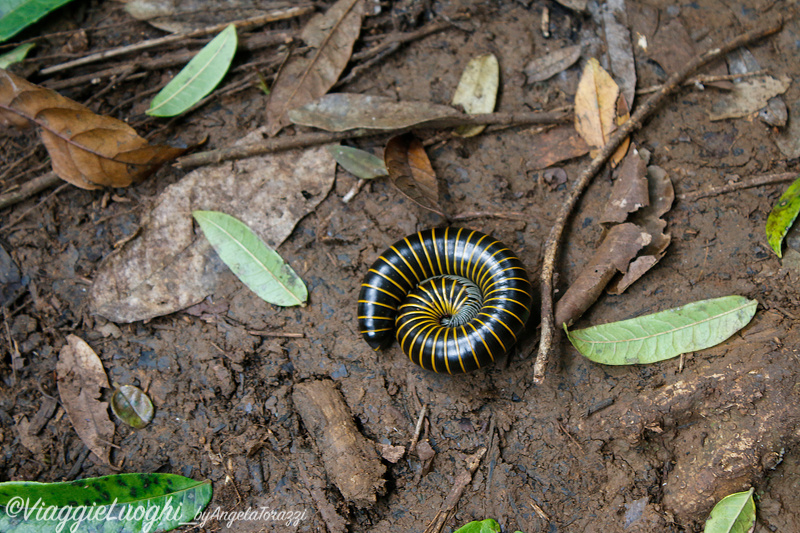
top-left (2, 0), bottom-right (800, 532)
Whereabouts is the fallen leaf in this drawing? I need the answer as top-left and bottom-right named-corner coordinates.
top-left (524, 125), bottom-right (590, 170)
top-left (90, 141), bottom-right (334, 322)
top-left (111, 385), bottom-right (154, 429)
top-left (193, 210), bottom-right (308, 306)
top-left (265, 0), bottom-right (364, 136)
top-left (600, 144), bottom-right (649, 225)
top-left (727, 47), bottom-right (787, 127)
top-left (524, 45), bottom-right (582, 84)
top-left (289, 93), bottom-right (459, 132)
top-left (384, 133), bottom-right (444, 216)
top-left (703, 488), bottom-right (756, 533)
top-left (574, 58), bottom-right (620, 157)
top-left (766, 175), bottom-right (800, 258)
top-left (554, 0), bottom-right (587, 11)
top-left (451, 53), bottom-right (499, 137)
top-left (13, 416), bottom-right (47, 455)
top-left (453, 519), bottom-right (502, 533)
top-left (147, 24), bottom-right (237, 117)
top-left (775, 99), bottom-right (800, 158)
top-left (0, 43), bottom-right (35, 68)
top-left (326, 144), bottom-right (387, 179)
top-left (602, 0), bottom-right (636, 108)
top-left (708, 75), bottom-right (791, 121)
top-left (0, 0), bottom-right (73, 42)
top-left (565, 295), bottom-right (758, 365)
top-left (0, 69), bottom-right (184, 189)
top-left (56, 335), bottom-right (115, 466)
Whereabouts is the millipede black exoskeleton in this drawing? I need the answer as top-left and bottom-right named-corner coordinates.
top-left (357, 227), bottom-right (533, 373)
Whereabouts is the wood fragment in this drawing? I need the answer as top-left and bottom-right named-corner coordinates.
top-left (678, 171), bottom-right (796, 201)
top-left (407, 403), bottom-right (427, 461)
top-left (534, 15), bottom-right (784, 384)
top-left (292, 380), bottom-right (386, 507)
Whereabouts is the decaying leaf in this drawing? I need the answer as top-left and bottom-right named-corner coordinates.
top-left (524, 45), bottom-right (582, 84)
top-left (111, 385), bottom-right (155, 429)
top-left (602, 0), bottom-right (636, 108)
top-left (574, 58), bottom-right (626, 160)
top-left (90, 140), bottom-right (334, 323)
top-left (326, 144), bottom-right (387, 179)
top-left (555, 223), bottom-right (648, 327)
top-left (728, 48), bottom-right (788, 128)
top-left (600, 144), bottom-right (649, 225)
top-left (0, 69), bottom-right (184, 189)
top-left (265, 0), bottom-right (364, 136)
top-left (289, 93), bottom-right (459, 132)
top-left (451, 53), bottom-right (499, 137)
top-left (708, 75), bottom-right (791, 121)
top-left (566, 295), bottom-right (757, 365)
top-left (384, 133), bottom-right (444, 216)
top-left (775, 99), bottom-right (800, 159)
top-left (524, 125), bottom-right (590, 170)
top-left (56, 335), bottom-right (115, 466)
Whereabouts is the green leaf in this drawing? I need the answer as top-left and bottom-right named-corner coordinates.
top-left (147, 24), bottom-right (237, 117)
top-left (111, 385), bottom-right (154, 429)
top-left (0, 0), bottom-right (73, 42)
top-left (326, 145), bottom-right (387, 180)
top-left (565, 295), bottom-right (757, 365)
top-left (0, 42), bottom-right (34, 68)
top-left (703, 488), bottom-right (756, 533)
top-left (0, 473), bottom-right (211, 532)
top-left (453, 519), bottom-right (502, 533)
top-left (766, 175), bottom-right (800, 258)
top-left (193, 210), bottom-right (307, 306)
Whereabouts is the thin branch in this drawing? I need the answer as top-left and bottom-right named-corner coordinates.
top-left (39, 6), bottom-right (313, 76)
top-left (176, 110), bottom-right (569, 169)
top-left (0, 172), bottom-right (61, 211)
top-left (635, 69), bottom-right (768, 95)
top-left (678, 171), bottom-right (796, 201)
top-left (533, 14), bottom-right (784, 385)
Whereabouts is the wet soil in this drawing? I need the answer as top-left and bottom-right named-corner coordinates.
top-left (2, 1), bottom-right (800, 532)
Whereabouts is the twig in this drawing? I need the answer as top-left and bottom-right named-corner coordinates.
top-left (422, 447), bottom-right (487, 533)
top-left (407, 403), bottom-right (428, 460)
top-left (176, 110), bottom-right (569, 169)
top-left (342, 178), bottom-right (368, 203)
top-left (533, 15), bottom-right (784, 385)
top-left (0, 183), bottom-right (68, 232)
top-left (636, 69), bottom-right (768, 95)
top-left (39, 7), bottom-right (314, 76)
top-left (678, 171), bottom-right (796, 201)
top-left (0, 172), bottom-right (62, 211)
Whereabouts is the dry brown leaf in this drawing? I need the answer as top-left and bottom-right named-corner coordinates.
top-left (600, 144), bottom-right (648, 224)
top-left (555, 222), bottom-right (648, 327)
top-left (524, 45), bottom-right (582, 84)
top-left (384, 133), bottom-right (444, 217)
top-left (524, 125), bottom-right (590, 171)
top-left (265, 0), bottom-right (364, 136)
top-left (0, 69), bottom-right (185, 190)
top-left (602, 0), bottom-right (636, 109)
top-left (574, 58), bottom-right (620, 157)
top-left (56, 335), bottom-right (115, 466)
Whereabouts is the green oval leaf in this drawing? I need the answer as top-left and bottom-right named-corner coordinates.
top-left (451, 53), bottom-right (499, 137)
top-left (565, 295), bottom-right (757, 365)
top-left (453, 519), bottom-right (502, 533)
top-left (193, 210), bottom-right (307, 307)
top-left (111, 385), bottom-right (154, 429)
top-left (766, 175), bottom-right (800, 258)
top-left (0, 43), bottom-right (34, 68)
top-left (0, 0), bottom-right (73, 42)
top-left (703, 488), bottom-right (756, 533)
top-left (0, 473), bottom-right (211, 532)
top-left (326, 145), bottom-right (387, 180)
top-left (147, 24), bottom-right (237, 117)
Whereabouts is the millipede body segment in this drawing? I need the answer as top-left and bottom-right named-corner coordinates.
top-left (357, 227), bottom-right (533, 373)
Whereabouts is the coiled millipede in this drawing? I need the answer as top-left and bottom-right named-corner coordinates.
top-left (358, 228), bottom-right (533, 373)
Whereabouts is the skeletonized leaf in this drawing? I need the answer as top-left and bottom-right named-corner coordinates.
top-left (0, 69), bottom-right (184, 189)
top-left (453, 519), bottom-right (502, 533)
top-left (193, 210), bottom-right (307, 306)
top-left (574, 58), bottom-right (619, 156)
top-left (703, 488), bottom-right (756, 533)
top-left (111, 385), bottom-right (155, 429)
top-left (265, 0), bottom-right (364, 136)
top-left (0, 473), bottom-right (211, 532)
top-left (524, 45), bottom-right (582, 84)
top-left (148, 24), bottom-right (237, 117)
top-left (289, 93), bottom-right (459, 132)
top-left (766, 175), bottom-right (800, 258)
top-left (0, 43), bottom-right (34, 68)
top-left (0, 0), bottom-right (73, 42)
top-left (451, 53), bottom-right (499, 137)
top-left (56, 335), bottom-right (115, 466)
top-left (384, 133), bottom-right (444, 216)
top-left (326, 145), bottom-right (387, 179)
top-left (565, 295), bottom-right (757, 365)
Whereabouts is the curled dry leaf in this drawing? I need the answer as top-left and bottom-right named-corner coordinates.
top-left (601, 144), bottom-right (649, 225)
top-left (384, 133), bottom-right (444, 217)
top-left (56, 335), bottom-right (115, 466)
top-left (265, 0), bottom-right (364, 136)
top-left (524, 125), bottom-right (589, 170)
top-left (0, 69), bottom-right (185, 189)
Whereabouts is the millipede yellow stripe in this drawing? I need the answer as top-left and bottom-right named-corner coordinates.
top-left (467, 322), bottom-right (493, 362)
top-left (430, 328), bottom-right (443, 373)
top-left (417, 232), bottom-right (436, 279)
top-left (363, 284), bottom-right (402, 301)
top-left (378, 256), bottom-right (413, 288)
top-left (443, 329), bottom-right (451, 374)
top-left (475, 318), bottom-right (506, 351)
top-left (404, 237), bottom-right (430, 281)
top-left (369, 268), bottom-right (407, 292)
top-left (389, 245), bottom-right (422, 283)
top-left (358, 299), bottom-right (397, 310)
top-left (479, 312), bottom-right (516, 338)
top-left (469, 235), bottom-right (490, 280)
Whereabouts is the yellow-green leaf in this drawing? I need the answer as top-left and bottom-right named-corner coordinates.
top-left (565, 295), bottom-right (757, 365)
top-left (766, 175), bottom-right (800, 258)
top-left (193, 210), bottom-right (307, 306)
top-left (703, 488), bottom-right (756, 533)
top-left (451, 53), bottom-right (499, 137)
top-left (111, 385), bottom-right (154, 429)
top-left (0, 43), bottom-right (34, 68)
top-left (326, 145), bottom-right (387, 180)
top-left (148, 24), bottom-right (237, 117)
